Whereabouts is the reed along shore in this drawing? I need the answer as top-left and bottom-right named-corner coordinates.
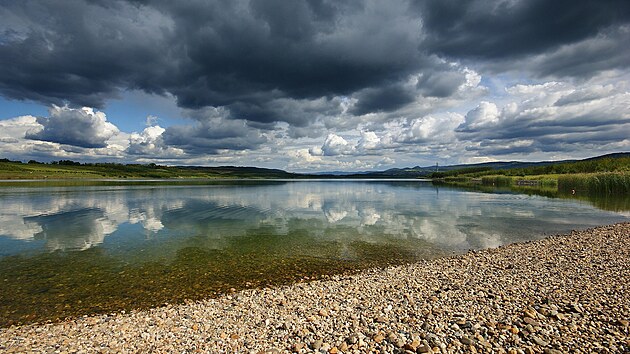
top-left (1, 223), bottom-right (629, 353)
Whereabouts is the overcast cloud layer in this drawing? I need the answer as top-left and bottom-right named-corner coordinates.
top-left (1, 0), bottom-right (629, 171)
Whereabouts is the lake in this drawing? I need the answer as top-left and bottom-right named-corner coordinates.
top-left (0, 179), bottom-right (628, 326)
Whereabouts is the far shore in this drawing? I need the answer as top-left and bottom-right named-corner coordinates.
top-left (2, 223), bottom-right (629, 353)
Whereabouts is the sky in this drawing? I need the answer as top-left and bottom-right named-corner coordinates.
top-left (0, 0), bottom-right (629, 172)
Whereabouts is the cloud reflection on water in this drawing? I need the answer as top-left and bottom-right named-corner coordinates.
top-left (0, 182), bottom-right (626, 254)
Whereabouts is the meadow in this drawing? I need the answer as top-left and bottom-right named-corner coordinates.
top-left (0, 159), bottom-right (295, 180)
top-left (433, 156), bottom-right (630, 195)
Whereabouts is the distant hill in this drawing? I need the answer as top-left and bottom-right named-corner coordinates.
top-left (0, 160), bottom-right (301, 180)
top-left (342, 152), bottom-right (630, 178)
top-left (176, 165), bottom-right (298, 178)
top-left (310, 170), bottom-right (372, 176)
top-left (2, 152), bottom-right (628, 180)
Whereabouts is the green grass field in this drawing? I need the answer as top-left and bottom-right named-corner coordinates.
top-left (2, 156), bottom-right (630, 195)
top-left (438, 172), bottom-right (629, 195)
top-left (433, 156), bottom-right (630, 196)
top-left (0, 161), bottom-right (297, 180)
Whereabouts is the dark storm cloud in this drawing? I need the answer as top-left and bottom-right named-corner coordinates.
top-left (416, 70), bottom-right (465, 98)
top-left (162, 120), bottom-right (268, 155)
top-left (350, 84), bottom-right (417, 116)
top-left (528, 26), bottom-right (630, 78)
top-left (415, 0), bottom-right (630, 77)
top-left (0, 0), bottom-right (174, 108)
top-left (0, 0), bottom-right (428, 125)
top-left (1, 0), bottom-right (629, 128)
top-left (417, 0), bottom-right (630, 59)
top-left (163, 0), bottom-right (426, 120)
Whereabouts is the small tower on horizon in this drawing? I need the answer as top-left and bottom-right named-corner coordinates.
top-left (435, 162), bottom-right (438, 172)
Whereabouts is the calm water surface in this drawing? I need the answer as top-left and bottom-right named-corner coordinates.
top-left (0, 180), bottom-right (627, 325)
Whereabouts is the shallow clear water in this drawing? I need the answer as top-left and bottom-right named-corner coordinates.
top-left (0, 180), bottom-right (627, 325)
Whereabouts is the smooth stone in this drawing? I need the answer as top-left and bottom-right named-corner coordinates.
top-left (416, 344), bottom-right (432, 353)
top-left (312, 339), bottom-right (323, 350)
top-left (524, 317), bottom-right (540, 326)
top-left (404, 339), bottom-right (421, 351)
top-left (292, 343), bottom-right (305, 352)
top-left (373, 334), bottom-right (385, 343)
top-left (531, 335), bottom-right (549, 346)
top-left (461, 336), bottom-right (474, 345)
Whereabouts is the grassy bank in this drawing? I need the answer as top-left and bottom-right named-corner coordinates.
top-left (558, 173), bottom-right (630, 195)
top-left (0, 160), bottom-right (297, 180)
top-left (434, 156), bottom-right (630, 196)
top-left (439, 174), bottom-right (558, 188)
top-left (438, 172), bottom-right (629, 196)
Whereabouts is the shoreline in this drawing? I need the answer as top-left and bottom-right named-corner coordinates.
top-left (2, 223), bottom-right (629, 353)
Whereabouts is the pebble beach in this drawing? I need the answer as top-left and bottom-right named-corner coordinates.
top-left (1, 223), bottom-right (629, 353)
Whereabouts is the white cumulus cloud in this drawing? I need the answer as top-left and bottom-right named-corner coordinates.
top-left (26, 105), bottom-right (119, 148)
top-left (457, 101), bottom-right (500, 131)
top-left (127, 124), bottom-right (185, 158)
top-left (321, 133), bottom-right (355, 156)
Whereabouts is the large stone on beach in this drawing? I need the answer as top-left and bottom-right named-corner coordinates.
top-left (291, 343), bottom-right (305, 352)
top-left (416, 344), bottom-right (432, 353)
top-left (524, 308), bottom-right (539, 319)
top-left (312, 339), bottom-right (323, 350)
top-left (404, 339), bottom-right (421, 351)
top-left (460, 336), bottom-right (474, 345)
top-left (531, 335), bottom-right (549, 346)
top-left (524, 317), bottom-right (541, 327)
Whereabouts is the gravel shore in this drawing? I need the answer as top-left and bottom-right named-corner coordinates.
top-left (2, 223), bottom-right (629, 353)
